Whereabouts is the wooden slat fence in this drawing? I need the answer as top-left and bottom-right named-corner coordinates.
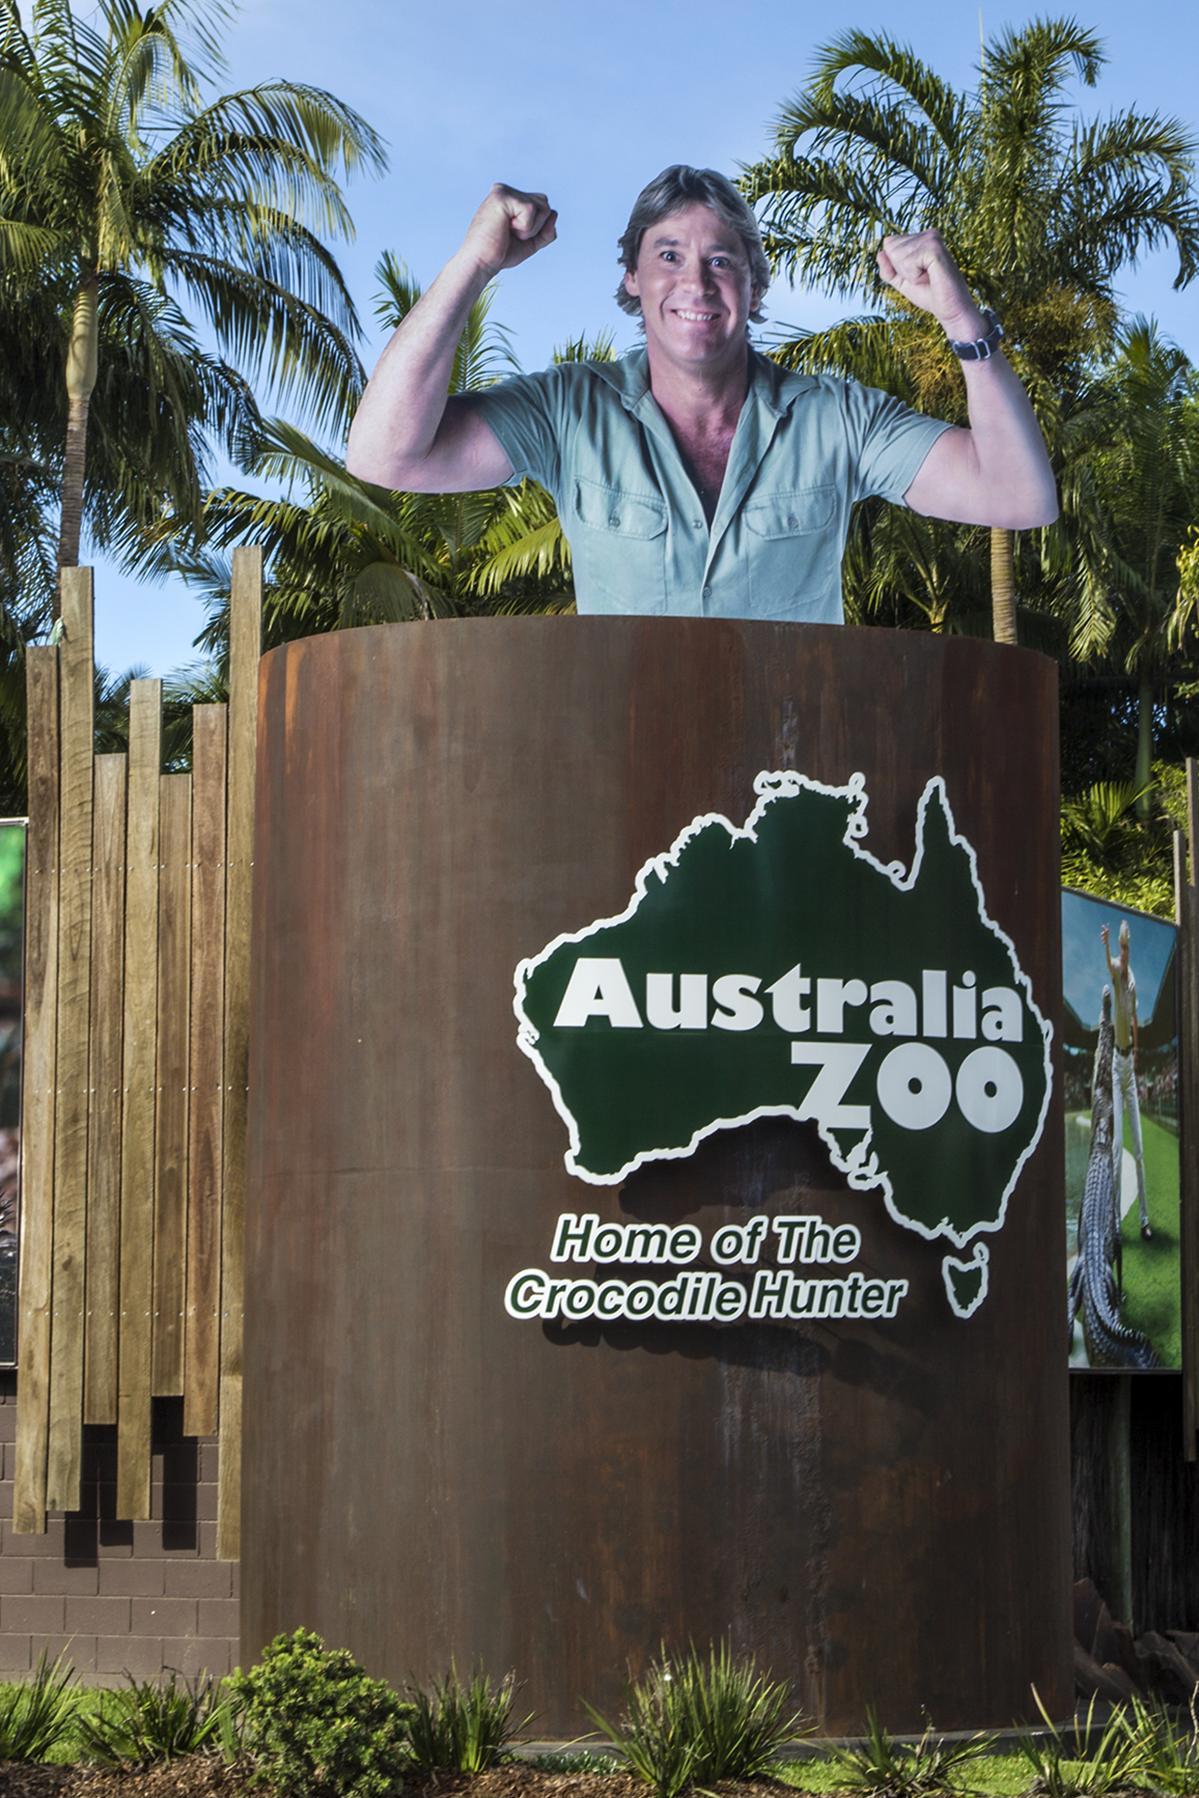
top-left (14, 549), bottom-right (261, 1555)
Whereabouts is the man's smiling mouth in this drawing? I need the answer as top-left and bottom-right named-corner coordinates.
top-left (673, 308), bottom-right (719, 321)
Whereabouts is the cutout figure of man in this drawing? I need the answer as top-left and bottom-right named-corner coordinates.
top-left (346, 167), bottom-right (1057, 619)
top-left (1101, 920), bottom-right (1151, 1241)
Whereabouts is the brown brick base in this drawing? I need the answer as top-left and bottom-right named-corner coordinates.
top-left (0, 1373), bottom-right (239, 1684)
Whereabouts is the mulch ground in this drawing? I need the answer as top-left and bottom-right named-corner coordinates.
top-left (0, 1759), bottom-right (244, 1798)
top-left (0, 1762), bottom-right (794, 1798)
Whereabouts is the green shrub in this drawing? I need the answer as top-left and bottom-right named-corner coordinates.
top-left (405, 1665), bottom-right (532, 1773)
top-left (77, 1668), bottom-right (232, 1766)
top-left (230, 1628), bottom-right (412, 1798)
top-left (586, 1642), bottom-right (808, 1798)
top-left (828, 1709), bottom-right (995, 1797)
top-left (0, 1651), bottom-right (79, 1761)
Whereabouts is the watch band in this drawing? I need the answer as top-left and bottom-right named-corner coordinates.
top-left (948, 308), bottom-right (1004, 361)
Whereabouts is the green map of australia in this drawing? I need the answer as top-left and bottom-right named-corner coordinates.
top-left (514, 772), bottom-right (1052, 1316)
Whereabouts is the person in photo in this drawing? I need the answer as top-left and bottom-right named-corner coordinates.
top-left (346, 166), bottom-right (1057, 621)
top-left (1101, 919), bottom-right (1151, 1241)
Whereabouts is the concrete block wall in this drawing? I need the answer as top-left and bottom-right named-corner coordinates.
top-left (0, 1373), bottom-right (240, 1683)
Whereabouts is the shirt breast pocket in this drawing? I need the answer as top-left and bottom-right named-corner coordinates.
top-left (568, 477), bottom-right (668, 614)
top-left (741, 484), bottom-right (841, 619)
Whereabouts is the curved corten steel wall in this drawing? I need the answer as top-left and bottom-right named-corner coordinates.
top-left (243, 619), bottom-right (1071, 1735)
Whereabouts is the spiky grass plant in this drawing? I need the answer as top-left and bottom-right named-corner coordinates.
top-left (586, 1642), bottom-right (809, 1797)
top-left (405, 1666), bottom-right (533, 1774)
top-left (0, 1651), bottom-right (79, 1761)
top-left (828, 1709), bottom-right (996, 1797)
top-left (1125, 1689), bottom-right (1199, 1794)
top-left (1015, 1689), bottom-right (1144, 1798)
top-left (76, 1668), bottom-right (233, 1766)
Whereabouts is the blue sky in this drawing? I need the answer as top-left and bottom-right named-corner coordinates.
top-left (1062, 890), bottom-right (1176, 1029)
top-left (82, 0), bottom-right (1199, 677)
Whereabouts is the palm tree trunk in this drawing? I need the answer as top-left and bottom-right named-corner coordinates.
top-left (1135, 674), bottom-right (1154, 820)
top-left (990, 526), bottom-right (1017, 645)
top-left (56, 273), bottom-right (100, 604)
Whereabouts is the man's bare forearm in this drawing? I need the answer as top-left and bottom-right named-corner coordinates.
top-left (881, 232), bottom-right (1057, 528)
top-left (346, 248), bottom-right (493, 488)
top-left (950, 309), bottom-right (1058, 528)
top-left (346, 184), bottom-right (557, 493)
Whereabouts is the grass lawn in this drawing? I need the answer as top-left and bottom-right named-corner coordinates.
top-left (770, 1755), bottom-right (1074, 1794)
top-left (539, 1757), bottom-right (1044, 1791)
top-left (1118, 1114), bottom-right (1180, 1367)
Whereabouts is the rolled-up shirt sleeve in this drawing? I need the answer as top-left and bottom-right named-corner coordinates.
top-left (467, 367), bottom-right (567, 495)
top-left (843, 380), bottom-right (955, 506)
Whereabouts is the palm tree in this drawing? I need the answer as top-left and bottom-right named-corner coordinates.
top-left (133, 261), bottom-right (600, 659)
top-left (742, 20), bottom-right (1199, 644)
top-left (1067, 320), bottom-right (1199, 808)
top-left (0, 0), bottom-right (384, 602)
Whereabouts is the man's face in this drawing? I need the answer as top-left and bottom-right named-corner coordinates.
top-left (623, 203), bottom-right (758, 376)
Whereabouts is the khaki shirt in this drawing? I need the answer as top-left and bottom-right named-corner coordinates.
top-left (474, 347), bottom-right (952, 622)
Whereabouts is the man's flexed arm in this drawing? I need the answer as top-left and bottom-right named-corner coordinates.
top-left (1101, 924), bottom-right (1118, 983)
top-left (346, 185), bottom-right (557, 493)
top-left (881, 230), bottom-right (1059, 530)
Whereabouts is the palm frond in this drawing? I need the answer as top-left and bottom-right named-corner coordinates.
top-left (372, 249), bottom-right (423, 332)
top-left (161, 247), bottom-right (364, 432)
top-left (552, 330), bottom-right (616, 364)
top-left (801, 29), bottom-right (967, 151)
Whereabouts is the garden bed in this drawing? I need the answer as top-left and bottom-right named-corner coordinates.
top-left (0, 1767), bottom-right (792, 1798)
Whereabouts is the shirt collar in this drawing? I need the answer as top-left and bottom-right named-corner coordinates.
top-left (591, 344), bottom-right (815, 419)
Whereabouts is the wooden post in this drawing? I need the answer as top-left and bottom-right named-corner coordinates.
top-left (116, 680), bottom-right (162, 1519)
top-left (17, 559), bottom-right (262, 1537)
top-left (185, 706), bottom-right (227, 1438)
top-left (12, 649), bottom-right (61, 1534)
top-left (152, 773), bottom-right (192, 1396)
top-left (84, 754), bottom-right (127, 1424)
top-left (218, 546), bottom-right (261, 1559)
top-left (46, 568), bottom-right (94, 1512)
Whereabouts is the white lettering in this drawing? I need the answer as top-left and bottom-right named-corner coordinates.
top-left (747, 1268), bottom-right (908, 1321)
top-left (711, 973), bottom-right (764, 1032)
top-left (710, 1216), bottom-right (769, 1265)
top-left (772, 1216), bottom-right (861, 1264)
top-left (645, 972), bottom-right (708, 1030)
top-left (921, 970), bottom-right (948, 1037)
top-left (551, 1213), bottom-right (598, 1260)
top-left (816, 977), bottom-right (869, 1035)
top-left (875, 1043), bottom-right (952, 1130)
top-left (868, 979), bottom-right (918, 1037)
top-left (551, 1212), bottom-right (701, 1264)
top-left (766, 963), bottom-right (812, 1032)
top-left (505, 1270), bottom-right (550, 1317)
top-left (790, 1041), bottom-right (871, 1129)
top-left (955, 1046), bottom-right (1023, 1133)
top-left (952, 971), bottom-right (977, 1038)
top-left (981, 987), bottom-right (1024, 1043)
top-left (553, 957), bottom-right (642, 1028)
